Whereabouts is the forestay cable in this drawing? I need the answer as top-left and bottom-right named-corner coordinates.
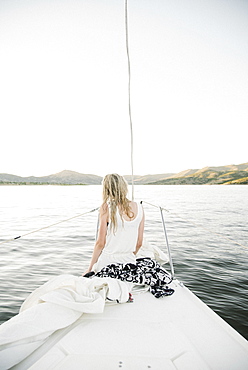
top-left (125, 0), bottom-right (134, 200)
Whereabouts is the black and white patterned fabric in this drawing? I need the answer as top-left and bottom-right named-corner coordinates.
top-left (94, 257), bottom-right (174, 298)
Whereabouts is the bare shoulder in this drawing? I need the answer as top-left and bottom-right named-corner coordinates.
top-left (129, 201), bottom-right (137, 211)
top-left (129, 201), bottom-right (142, 218)
top-left (130, 201), bottom-right (142, 210)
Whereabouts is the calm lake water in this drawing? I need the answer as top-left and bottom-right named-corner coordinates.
top-left (0, 185), bottom-right (248, 340)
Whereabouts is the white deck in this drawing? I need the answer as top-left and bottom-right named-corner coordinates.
top-left (13, 279), bottom-right (248, 370)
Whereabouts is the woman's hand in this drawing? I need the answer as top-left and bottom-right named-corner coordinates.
top-left (82, 268), bottom-right (91, 276)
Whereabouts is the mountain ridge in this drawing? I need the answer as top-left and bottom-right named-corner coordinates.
top-left (0, 170), bottom-right (102, 185)
top-left (150, 162), bottom-right (248, 185)
top-left (0, 162), bottom-right (247, 185)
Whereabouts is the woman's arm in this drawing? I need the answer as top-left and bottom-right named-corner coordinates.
top-left (83, 204), bottom-right (108, 274)
top-left (134, 207), bottom-right (145, 255)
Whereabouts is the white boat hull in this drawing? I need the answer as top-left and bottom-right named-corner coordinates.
top-left (13, 279), bottom-right (248, 370)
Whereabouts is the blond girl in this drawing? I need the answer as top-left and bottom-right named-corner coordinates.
top-left (84, 174), bottom-right (144, 274)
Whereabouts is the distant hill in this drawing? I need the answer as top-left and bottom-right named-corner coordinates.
top-left (149, 162), bottom-right (248, 185)
top-left (44, 170), bottom-right (102, 185)
top-left (0, 171), bottom-right (176, 186)
top-left (0, 170), bottom-right (102, 185)
top-left (1, 163), bottom-right (247, 185)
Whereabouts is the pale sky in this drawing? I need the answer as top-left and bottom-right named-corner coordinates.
top-left (0, 0), bottom-right (247, 177)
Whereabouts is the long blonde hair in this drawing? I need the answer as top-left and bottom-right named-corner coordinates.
top-left (102, 174), bottom-right (134, 232)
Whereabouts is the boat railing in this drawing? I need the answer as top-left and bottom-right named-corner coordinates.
top-left (141, 201), bottom-right (175, 279)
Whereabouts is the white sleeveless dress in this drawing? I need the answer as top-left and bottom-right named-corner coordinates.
top-left (93, 202), bottom-right (143, 272)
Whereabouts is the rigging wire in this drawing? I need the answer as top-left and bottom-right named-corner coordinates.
top-left (1, 200), bottom-right (246, 250)
top-left (125, 0), bottom-right (134, 201)
top-left (142, 201), bottom-right (248, 250)
top-left (0, 207), bottom-right (99, 246)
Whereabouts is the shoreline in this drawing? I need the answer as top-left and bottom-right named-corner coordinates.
top-left (0, 182), bottom-right (247, 186)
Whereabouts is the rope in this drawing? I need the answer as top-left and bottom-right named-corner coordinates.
top-left (141, 201), bottom-right (248, 250)
top-left (125, 0), bottom-right (134, 201)
top-left (0, 207), bottom-right (99, 246)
